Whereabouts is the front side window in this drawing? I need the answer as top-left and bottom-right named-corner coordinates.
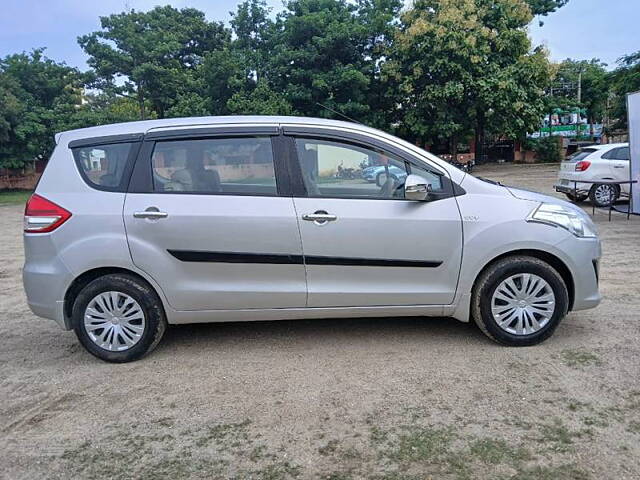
top-left (73, 142), bottom-right (134, 190)
top-left (151, 136), bottom-right (277, 195)
top-left (295, 138), bottom-right (409, 199)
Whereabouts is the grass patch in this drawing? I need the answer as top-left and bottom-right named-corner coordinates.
top-left (469, 438), bottom-right (531, 464)
top-left (500, 464), bottom-right (590, 480)
top-left (536, 418), bottom-right (585, 453)
top-left (387, 426), bottom-right (454, 462)
top-left (0, 189), bottom-right (31, 206)
top-left (561, 349), bottom-right (602, 368)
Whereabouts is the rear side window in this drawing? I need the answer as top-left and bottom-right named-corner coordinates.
top-left (72, 142), bottom-right (135, 190)
top-left (150, 136), bottom-right (277, 195)
top-left (565, 148), bottom-right (596, 162)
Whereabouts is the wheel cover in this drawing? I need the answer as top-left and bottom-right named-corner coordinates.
top-left (84, 291), bottom-right (146, 351)
top-left (594, 184), bottom-right (614, 205)
top-left (490, 273), bottom-right (555, 335)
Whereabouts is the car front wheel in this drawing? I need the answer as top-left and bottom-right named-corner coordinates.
top-left (72, 273), bottom-right (167, 363)
top-left (471, 256), bottom-right (569, 346)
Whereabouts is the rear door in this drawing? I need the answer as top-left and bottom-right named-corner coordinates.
top-left (604, 147), bottom-right (631, 191)
top-left (124, 127), bottom-right (306, 311)
top-left (283, 127), bottom-right (463, 308)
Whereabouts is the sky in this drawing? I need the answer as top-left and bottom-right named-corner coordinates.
top-left (0, 0), bottom-right (638, 70)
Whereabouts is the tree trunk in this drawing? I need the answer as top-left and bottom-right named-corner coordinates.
top-left (475, 110), bottom-right (487, 164)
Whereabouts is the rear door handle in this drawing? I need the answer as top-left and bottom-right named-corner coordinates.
top-left (302, 211), bottom-right (337, 225)
top-left (133, 209), bottom-right (168, 219)
top-left (613, 165), bottom-right (626, 169)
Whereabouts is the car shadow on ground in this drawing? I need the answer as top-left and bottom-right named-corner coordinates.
top-left (155, 316), bottom-right (492, 355)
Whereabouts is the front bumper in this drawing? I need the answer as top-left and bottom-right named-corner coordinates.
top-left (555, 235), bottom-right (602, 311)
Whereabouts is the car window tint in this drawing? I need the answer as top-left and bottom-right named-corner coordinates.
top-left (409, 164), bottom-right (444, 192)
top-left (601, 148), bottom-right (619, 160)
top-left (72, 142), bottom-right (134, 190)
top-left (566, 148), bottom-right (596, 162)
top-left (150, 137), bottom-right (277, 195)
top-left (616, 147), bottom-right (630, 160)
top-left (295, 138), bottom-right (408, 199)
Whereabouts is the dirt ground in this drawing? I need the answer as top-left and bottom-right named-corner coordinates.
top-left (1, 163), bottom-right (639, 480)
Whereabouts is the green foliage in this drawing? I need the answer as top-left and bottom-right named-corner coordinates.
top-left (385, 0), bottom-right (552, 149)
top-left (526, 0), bottom-right (569, 16)
top-left (79, 6), bottom-right (230, 119)
top-left (549, 59), bottom-right (609, 123)
top-left (610, 51), bottom-right (640, 130)
top-left (0, 49), bottom-right (84, 169)
top-left (523, 136), bottom-right (562, 163)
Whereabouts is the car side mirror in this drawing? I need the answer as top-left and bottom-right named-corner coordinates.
top-left (404, 174), bottom-right (432, 201)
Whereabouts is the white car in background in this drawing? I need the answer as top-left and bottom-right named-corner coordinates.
top-left (555, 143), bottom-right (630, 207)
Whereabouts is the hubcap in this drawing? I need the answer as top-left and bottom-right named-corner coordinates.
top-left (594, 185), bottom-right (614, 205)
top-left (84, 291), bottom-right (145, 351)
top-left (490, 273), bottom-right (555, 335)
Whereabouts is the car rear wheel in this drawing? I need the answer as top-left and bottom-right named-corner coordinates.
top-left (72, 273), bottom-right (167, 363)
top-left (471, 256), bottom-right (569, 346)
top-left (589, 183), bottom-right (619, 207)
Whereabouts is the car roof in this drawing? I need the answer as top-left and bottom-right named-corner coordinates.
top-left (56, 115), bottom-right (376, 144)
top-left (588, 143), bottom-right (628, 150)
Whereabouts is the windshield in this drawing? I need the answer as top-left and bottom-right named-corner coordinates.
top-left (565, 148), bottom-right (597, 162)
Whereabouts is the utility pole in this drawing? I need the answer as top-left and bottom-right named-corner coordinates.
top-left (577, 70), bottom-right (582, 104)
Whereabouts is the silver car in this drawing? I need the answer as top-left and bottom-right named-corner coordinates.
top-left (23, 116), bottom-right (601, 362)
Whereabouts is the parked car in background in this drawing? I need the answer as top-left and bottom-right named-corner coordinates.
top-left (555, 143), bottom-right (630, 207)
top-left (362, 164), bottom-right (407, 186)
top-left (24, 116), bottom-right (601, 362)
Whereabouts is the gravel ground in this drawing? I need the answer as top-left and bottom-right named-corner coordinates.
top-left (1, 163), bottom-right (639, 480)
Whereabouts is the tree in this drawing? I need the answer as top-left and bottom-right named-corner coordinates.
top-left (79, 6), bottom-right (230, 119)
top-left (385, 0), bottom-right (552, 157)
top-left (526, 0), bottom-right (568, 16)
top-left (549, 59), bottom-right (609, 125)
top-left (0, 49), bottom-right (84, 169)
top-left (610, 51), bottom-right (640, 130)
top-left (267, 0), bottom-right (372, 119)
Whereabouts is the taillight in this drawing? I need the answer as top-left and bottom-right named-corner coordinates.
top-left (24, 194), bottom-right (72, 233)
top-left (575, 160), bottom-right (591, 172)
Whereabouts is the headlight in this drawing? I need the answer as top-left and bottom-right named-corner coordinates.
top-left (527, 203), bottom-right (598, 238)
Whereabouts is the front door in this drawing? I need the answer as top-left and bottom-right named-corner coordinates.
top-left (288, 134), bottom-right (463, 308)
top-left (124, 132), bottom-right (306, 311)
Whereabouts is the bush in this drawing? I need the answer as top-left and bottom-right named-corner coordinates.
top-left (522, 136), bottom-right (562, 163)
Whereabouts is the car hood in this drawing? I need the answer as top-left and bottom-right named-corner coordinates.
top-left (505, 185), bottom-right (576, 209)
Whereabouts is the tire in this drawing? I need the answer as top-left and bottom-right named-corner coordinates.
top-left (72, 273), bottom-right (167, 363)
top-left (471, 256), bottom-right (569, 346)
top-left (589, 183), bottom-right (619, 207)
top-left (564, 192), bottom-right (587, 202)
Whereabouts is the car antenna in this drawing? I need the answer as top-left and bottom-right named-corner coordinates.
top-left (316, 102), bottom-right (364, 125)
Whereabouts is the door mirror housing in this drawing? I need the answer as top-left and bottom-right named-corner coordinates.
top-left (404, 174), bottom-right (432, 201)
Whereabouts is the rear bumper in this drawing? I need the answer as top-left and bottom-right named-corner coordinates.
top-left (23, 234), bottom-right (74, 330)
top-left (554, 183), bottom-right (590, 195)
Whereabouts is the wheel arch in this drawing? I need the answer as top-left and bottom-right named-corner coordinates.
top-left (471, 249), bottom-right (575, 311)
top-left (64, 267), bottom-right (166, 328)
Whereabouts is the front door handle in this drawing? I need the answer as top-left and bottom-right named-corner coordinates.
top-left (302, 211), bottom-right (337, 225)
top-left (133, 208), bottom-right (168, 219)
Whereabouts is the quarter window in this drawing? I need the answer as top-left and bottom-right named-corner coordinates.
top-left (150, 137), bottom-right (277, 195)
top-left (295, 138), bottom-right (409, 199)
top-left (72, 142), bottom-right (135, 190)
